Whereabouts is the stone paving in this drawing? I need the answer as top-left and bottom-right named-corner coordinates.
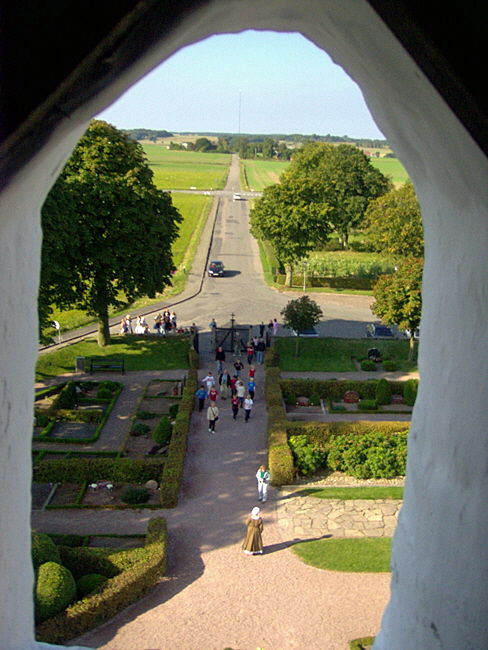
top-left (276, 490), bottom-right (402, 540)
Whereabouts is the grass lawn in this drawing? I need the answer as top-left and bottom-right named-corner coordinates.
top-left (370, 157), bottom-right (409, 187)
top-left (241, 159), bottom-right (290, 191)
top-left (299, 486), bottom-right (404, 500)
top-left (143, 145), bottom-right (231, 190)
top-left (36, 336), bottom-right (189, 381)
top-left (275, 337), bottom-right (418, 373)
top-left (292, 536), bottom-right (392, 572)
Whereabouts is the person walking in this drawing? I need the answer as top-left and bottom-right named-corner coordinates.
top-left (256, 338), bottom-right (266, 364)
top-left (236, 379), bottom-right (246, 408)
top-left (272, 318), bottom-right (279, 336)
top-left (246, 342), bottom-right (254, 365)
top-left (244, 394), bottom-right (253, 422)
top-left (256, 465), bottom-right (271, 503)
top-left (233, 358), bottom-right (244, 377)
top-left (230, 374), bottom-right (237, 396)
top-left (219, 369), bottom-right (231, 399)
top-left (207, 403), bottom-right (219, 433)
top-left (248, 365), bottom-right (256, 381)
top-left (203, 372), bottom-right (215, 394)
top-left (231, 394), bottom-right (240, 420)
top-left (209, 386), bottom-right (218, 403)
top-left (195, 385), bottom-right (208, 412)
top-left (247, 378), bottom-right (256, 400)
top-left (242, 507), bottom-right (264, 555)
top-left (259, 321), bottom-right (266, 337)
top-left (215, 346), bottom-right (226, 374)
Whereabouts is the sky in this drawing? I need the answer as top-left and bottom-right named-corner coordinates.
top-left (97, 30), bottom-right (385, 140)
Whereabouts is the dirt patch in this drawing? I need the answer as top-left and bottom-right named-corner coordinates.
top-left (81, 483), bottom-right (161, 507)
top-left (144, 380), bottom-right (176, 398)
top-left (48, 483), bottom-right (83, 507)
top-left (124, 434), bottom-right (164, 458)
top-left (293, 467), bottom-right (405, 487)
top-left (47, 422), bottom-right (98, 439)
top-left (286, 405), bottom-right (323, 414)
top-left (32, 483), bottom-right (55, 510)
top-left (138, 397), bottom-right (180, 413)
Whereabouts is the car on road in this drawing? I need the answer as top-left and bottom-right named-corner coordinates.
top-left (290, 327), bottom-right (318, 337)
top-left (233, 193), bottom-right (243, 201)
top-left (366, 323), bottom-right (395, 338)
top-left (208, 260), bottom-right (225, 277)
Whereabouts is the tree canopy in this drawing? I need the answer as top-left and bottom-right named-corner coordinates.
top-left (284, 142), bottom-right (392, 249)
top-left (250, 175), bottom-right (332, 286)
top-left (39, 120), bottom-right (181, 346)
top-left (364, 181), bottom-right (424, 257)
top-left (280, 295), bottom-right (323, 355)
top-left (372, 257), bottom-right (423, 358)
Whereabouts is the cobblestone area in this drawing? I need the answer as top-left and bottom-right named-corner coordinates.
top-left (276, 493), bottom-right (402, 539)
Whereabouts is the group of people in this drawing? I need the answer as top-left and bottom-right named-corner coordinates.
top-left (153, 310), bottom-right (178, 334)
top-left (196, 366), bottom-right (257, 430)
top-left (119, 314), bottom-right (150, 334)
top-left (118, 310), bottom-right (179, 335)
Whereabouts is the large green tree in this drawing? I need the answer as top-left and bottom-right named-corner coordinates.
top-left (250, 175), bottom-right (332, 286)
top-left (364, 181), bottom-right (424, 257)
top-left (285, 142), bottom-right (392, 249)
top-left (372, 257), bottom-right (423, 360)
top-left (39, 120), bottom-right (181, 347)
top-left (280, 295), bottom-right (323, 355)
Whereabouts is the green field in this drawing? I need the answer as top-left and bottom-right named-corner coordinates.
top-left (292, 537), bottom-right (392, 572)
top-left (370, 157), bottom-right (409, 187)
top-left (143, 144), bottom-right (231, 190)
top-left (241, 159), bottom-right (290, 191)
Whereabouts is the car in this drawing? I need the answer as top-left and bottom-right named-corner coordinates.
top-left (403, 327), bottom-right (420, 339)
top-left (208, 260), bottom-right (225, 277)
top-left (233, 193), bottom-right (243, 201)
top-left (366, 323), bottom-right (395, 338)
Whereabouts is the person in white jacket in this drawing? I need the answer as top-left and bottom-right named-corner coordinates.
top-left (256, 465), bottom-right (271, 503)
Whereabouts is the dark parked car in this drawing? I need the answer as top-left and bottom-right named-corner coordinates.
top-left (208, 260), bottom-right (225, 277)
top-left (366, 323), bottom-right (395, 338)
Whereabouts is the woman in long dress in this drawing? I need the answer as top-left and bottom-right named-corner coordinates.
top-left (242, 507), bottom-right (263, 555)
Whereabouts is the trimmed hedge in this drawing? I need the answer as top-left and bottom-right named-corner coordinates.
top-left (159, 369), bottom-right (197, 507)
top-left (265, 366), bottom-right (294, 485)
top-left (33, 458), bottom-right (164, 484)
top-left (35, 518), bottom-right (167, 645)
top-left (281, 378), bottom-right (406, 402)
top-left (288, 420), bottom-right (410, 447)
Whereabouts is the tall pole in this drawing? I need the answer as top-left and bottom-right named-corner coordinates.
top-left (238, 89), bottom-right (241, 134)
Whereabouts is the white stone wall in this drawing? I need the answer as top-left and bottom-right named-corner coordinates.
top-left (1, 1), bottom-right (487, 648)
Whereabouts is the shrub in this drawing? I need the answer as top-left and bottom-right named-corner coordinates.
top-left (360, 359), bottom-right (377, 371)
top-left (188, 347), bottom-right (199, 370)
top-left (52, 534), bottom-right (86, 548)
top-left (98, 380), bottom-right (118, 392)
top-left (308, 394), bottom-right (321, 406)
top-left (56, 381), bottom-right (76, 410)
top-left (96, 386), bottom-right (113, 400)
top-left (121, 486), bottom-right (151, 505)
top-left (375, 378), bottom-right (392, 405)
top-left (285, 393), bottom-right (297, 406)
top-left (382, 360), bottom-right (397, 372)
top-left (404, 378), bottom-right (419, 406)
top-left (327, 430), bottom-right (408, 478)
top-left (168, 403), bottom-right (179, 420)
top-left (76, 573), bottom-right (108, 599)
top-left (289, 435), bottom-right (327, 475)
top-left (136, 410), bottom-right (156, 420)
top-left (357, 400), bottom-right (378, 411)
top-left (32, 533), bottom-right (61, 569)
top-left (35, 562), bottom-right (77, 623)
top-left (130, 423), bottom-right (150, 437)
top-left (153, 416), bottom-right (172, 445)
top-left (35, 412), bottom-right (51, 428)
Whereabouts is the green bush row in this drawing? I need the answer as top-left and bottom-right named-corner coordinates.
top-left (33, 458), bottom-right (164, 484)
top-left (280, 378), bottom-right (411, 402)
top-left (35, 518), bottom-right (167, 645)
top-left (274, 274), bottom-right (377, 290)
top-left (265, 367), bottom-right (294, 485)
top-left (159, 368), bottom-right (198, 507)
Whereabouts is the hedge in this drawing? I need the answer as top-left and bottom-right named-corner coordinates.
top-left (35, 517), bottom-right (167, 645)
top-left (159, 368), bottom-right (198, 507)
top-left (288, 420), bottom-right (410, 447)
top-left (280, 378), bottom-right (406, 402)
top-left (265, 366), bottom-right (294, 485)
top-left (33, 458), bottom-right (164, 484)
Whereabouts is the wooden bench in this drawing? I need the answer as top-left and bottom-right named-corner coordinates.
top-left (89, 357), bottom-right (124, 374)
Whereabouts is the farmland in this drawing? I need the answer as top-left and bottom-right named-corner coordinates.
top-left (142, 144), bottom-right (231, 190)
top-left (370, 157), bottom-right (409, 187)
top-left (240, 158), bottom-right (290, 191)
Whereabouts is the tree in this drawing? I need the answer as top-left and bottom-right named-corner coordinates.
top-left (194, 137), bottom-right (215, 152)
top-left (280, 296), bottom-right (323, 355)
top-left (363, 181), bottom-right (424, 257)
top-left (250, 176), bottom-right (332, 286)
top-left (372, 257), bottom-right (423, 360)
top-left (39, 120), bottom-right (181, 347)
top-left (285, 142), bottom-right (391, 249)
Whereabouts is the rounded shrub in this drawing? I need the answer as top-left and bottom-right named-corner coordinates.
top-left (32, 533), bottom-right (61, 570)
top-left (96, 386), bottom-right (113, 399)
top-left (136, 410), bottom-right (156, 420)
top-left (168, 403), bottom-right (179, 420)
top-left (57, 381), bottom-right (76, 409)
top-left (404, 378), bottom-right (419, 406)
top-left (121, 486), bottom-right (150, 505)
top-left (360, 359), bottom-right (377, 371)
top-left (288, 434), bottom-right (327, 476)
top-left (54, 534), bottom-right (85, 548)
top-left (153, 416), bottom-right (172, 445)
top-left (285, 393), bottom-right (297, 406)
top-left (35, 561), bottom-right (77, 623)
top-left (130, 422), bottom-right (150, 437)
top-left (99, 380), bottom-right (118, 391)
top-left (76, 573), bottom-right (108, 599)
top-left (375, 378), bottom-right (392, 405)
top-left (357, 399), bottom-right (379, 411)
top-left (308, 394), bottom-right (321, 406)
top-left (382, 360), bottom-right (397, 372)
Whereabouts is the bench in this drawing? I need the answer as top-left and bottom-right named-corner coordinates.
top-left (89, 357), bottom-right (124, 374)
